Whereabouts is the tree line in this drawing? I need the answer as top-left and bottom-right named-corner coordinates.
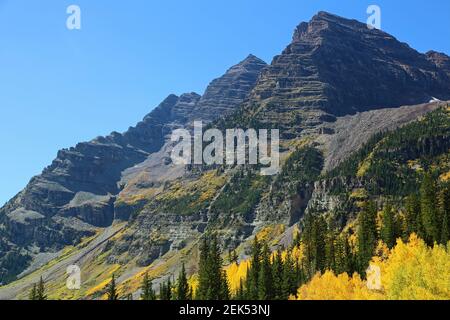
top-left (29, 172), bottom-right (449, 300)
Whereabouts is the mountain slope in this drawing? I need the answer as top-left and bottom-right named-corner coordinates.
top-left (0, 55), bottom-right (267, 284)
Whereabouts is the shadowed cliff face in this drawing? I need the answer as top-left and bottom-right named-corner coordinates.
top-left (0, 55), bottom-right (267, 283)
top-left (194, 54), bottom-right (268, 122)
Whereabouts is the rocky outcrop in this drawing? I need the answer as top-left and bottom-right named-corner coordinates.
top-left (426, 50), bottom-right (450, 77)
top-left (194, 55), bottom-right (268, 122)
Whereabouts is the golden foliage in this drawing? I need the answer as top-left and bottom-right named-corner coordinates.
top-left (255, 225), bottom-right (286, 244)
top-left (440, 171), bottom-right (450, 182)
top-left (156, 170), bottom-right (226, 207)
top-left (372, 234), bottom-right (450, 300)
top-left (225, 261), bottom-right (250, 294)
top-left (296, 234), bottom-right (450, 300)
top-left (296, 271), bottom-right (382, 300)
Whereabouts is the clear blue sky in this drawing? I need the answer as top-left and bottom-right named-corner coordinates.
top-left (0, 0), bottom-right (449, 205)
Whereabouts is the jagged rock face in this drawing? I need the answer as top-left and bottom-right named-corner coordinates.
top-left (242, 11), bottom-right (450, 135)
top-left (427, 50), bottom-right (450, 77)
top-left (0, 55), bottom-right (266, 284)
top-left (194, 55), bottom-right (268, 122)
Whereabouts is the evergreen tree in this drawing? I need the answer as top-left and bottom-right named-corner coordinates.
top-left (207, 235), bottom-right (224, 300)
top-left (294, 259), bottom-right (304, 289)
top-left (271, 249), bottom-right (284, 299)
top-left (30, 276), bottom-right (47, 301)
top-left (281, 251), bottom-right (297, 299)
top-left (159, 277), bottom-right (172, 300)
top-left (140, 272), bottom-right (156, 300)
top-left (325, 231), bottom-right (336, 271)
top-left (405, 194), bottom-right (422, 238)
top-left (196, 237), bottom-right (210, 300)
top-left (334, 233), bottom-right (351, 275)
top-left (106, 274), bottom-right (119, 301)
top-left (438, 183), bottom-right (450, 244)
top-left (257, 243), bottom-right (273, 300)
top-left (196, 234), bottom-right (228, 300)
top-left (29, 283), bottom-right (37, 301)
top-left (380, 203), bottom-right (396, 248)
top-left (420, 173), bottom-right (439, 244)
top-left (313, 216), bottom-right (327, 272)
top-left (176, 263), bottom-right (189, 300)
top-left (236, 278), bottom-right (245, 300)
top-left (302, 214), bottom-right (327, 275)
top-left (246, 236), bottom-right (261, 300)
top-left (220, 270), bottom-right (231, 300)
top-left (357, 201), bottom-right (378, 275)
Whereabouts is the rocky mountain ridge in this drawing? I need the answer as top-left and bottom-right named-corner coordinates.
top-left (0, 55), bottom-right (267, 283)
top-left (232, 11), bottom-right (450, 138)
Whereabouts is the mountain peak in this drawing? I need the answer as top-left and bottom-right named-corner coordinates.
top-left (311, 10), bottom-right (366, 27)
top-left (243, 11), bottom-right (450, 131)
top-left (194, 55), bottom-right (267, 121)
top-left (226, 54), bottom-right (267, 74)
top-left (314, 11), bottom-right (344, 20)
top-left (242, 54), bottom-right (266, 64)
top-left (293, 11), bottom-right (383, 43)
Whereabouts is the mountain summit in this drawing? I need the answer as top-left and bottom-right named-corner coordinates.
top-left (238, 11), bottom-right (450, 137)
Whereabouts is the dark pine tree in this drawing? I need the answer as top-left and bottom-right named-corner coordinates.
top-left (140, 272), bottom-right (156, 300)
top-left (420, 173), bottom-right (439, 244)
top-left (257, 243), bottom-right (273, 300)
top-left (106, 274), bottom-right (119, 301)
top-left (29, 283), bottom-right (37, 301)
top-left (196, 234), bottom-right (228, 300)
top-left (271, 249), bottom-right (284, 300)
top-left (176, 263), bottom-right (190, 300)
top-left (334, 233), bottom-right (351, 275)
top-left (438, 183), bottom-right (450, 244)
top-left (236, 278), bottom-right (245, 300)
top-left (159, 277), bottom-right (172, 300)
top-left (35, 276), bottom-right (47, 300)
top-left (325, 231), bottom-right (336, 271)
top-left (405, 194), bottom-right (422, 238)
top-left (357, 201), bottom-right (378, 275)
top-left (281, 251), bottom-right (297, 299)
top-left (196, 237), bottom-right (209, 300)
top-left (220, 270), bottom-right (231, 300)
top-left (246, 236), bottom-right (261, 300)
top-left (380, 203), bottom-right (396, 248)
